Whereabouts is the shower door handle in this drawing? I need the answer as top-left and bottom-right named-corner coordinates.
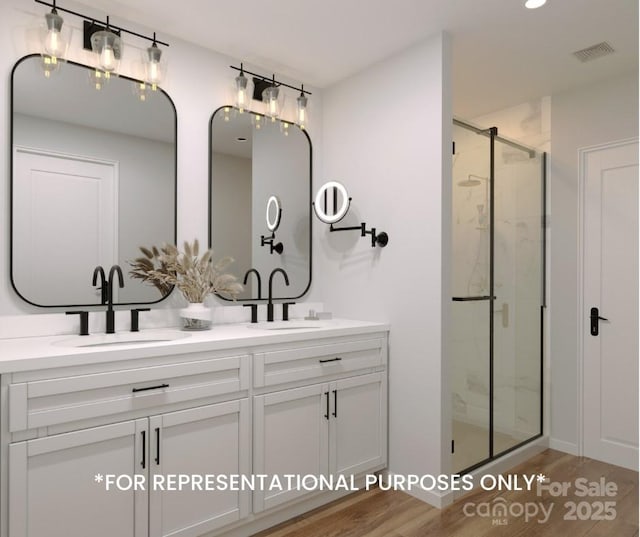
top-left (590, 307), bottom-right (608, 336)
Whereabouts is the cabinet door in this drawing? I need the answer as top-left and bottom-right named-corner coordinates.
top-left (253, 384), bottom-right (329, 513)
top-left (148, 399), bottom-right (250, 537)
top-left (330, 372), bottom-right (387, 477)
top-left (9, 419), bottom-right (148, 537)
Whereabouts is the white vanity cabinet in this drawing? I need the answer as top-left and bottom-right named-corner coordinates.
top-left (3, 349), bottom-right (251, 537)
top-left (252, 336), bottom-right (387, 513)
top-left (0, 321), bottom-right (389, 537)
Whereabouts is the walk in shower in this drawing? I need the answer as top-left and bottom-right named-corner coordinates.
top-left (451, 119), bottom-right (545, 473)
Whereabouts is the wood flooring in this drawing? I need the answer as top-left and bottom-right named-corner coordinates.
top-left (253, 449), bottom-right (638, 537)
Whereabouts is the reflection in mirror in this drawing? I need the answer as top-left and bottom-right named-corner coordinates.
top-left (11, 55), bottom-right (176, 307)
top-left (209, 107), bottom-right (311, 301)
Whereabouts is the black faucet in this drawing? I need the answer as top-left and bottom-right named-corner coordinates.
top-left (92, 265), bottom-right (108, 305)
top-left (267, 268), bottom-right (289, 322)
top-left (243, 268), bottom-right (263, 299)
top-left (243, 269), bottom-right (263, 323)
top-left (106, 264), bottom-right (124, 334)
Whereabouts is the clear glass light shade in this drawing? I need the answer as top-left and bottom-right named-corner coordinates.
top-left (235, 72), bottom-right (249, 112)
top-left (296, 93), bottom-right (308, 130)
top-left (144, 43), bottom-right (165, 89)
top-left (262, 85), bottom-right (280, 120)
top-left (42, 11), bottom-right (67, 59)
top-left (91, 29), bottom-right (122, 73)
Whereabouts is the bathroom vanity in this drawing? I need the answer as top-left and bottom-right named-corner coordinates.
top-left (0, 319), bottom-right (388, 537)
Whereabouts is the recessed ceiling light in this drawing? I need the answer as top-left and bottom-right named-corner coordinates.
top-left (525, 0), bottom-right (546, 8)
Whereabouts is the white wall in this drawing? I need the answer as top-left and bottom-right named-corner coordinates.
top-left (312, 33), bottom-right (452, 506)
top-left (548, 73), bottom-right (638, 454)
top-left (0, 0), bottom-right (322, 332)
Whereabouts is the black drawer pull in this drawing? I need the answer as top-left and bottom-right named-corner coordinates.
top-left (332, 389), bottom-right (338, 418)
top-left (132, 383), bottom-right (169, 393)
top-left (319, 357), bottom-right (342, 364)
top-left (324, 392), bottom-right (330, 420)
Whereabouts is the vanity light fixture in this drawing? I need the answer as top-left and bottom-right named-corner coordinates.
top-left (34, 1), bottom-right (170, 89)
top-left (313, 181), bottom-right (389, 248)
top-left (230, 63), bottom-right (312, 128)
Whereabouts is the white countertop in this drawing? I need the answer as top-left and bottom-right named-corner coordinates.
top-left (0, 318), bottom-right (389, 374)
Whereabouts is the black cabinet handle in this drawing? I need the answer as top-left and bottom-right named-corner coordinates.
top-left (324, 392), bottom-right (329, 420)
top-left (332, 390), bottom-right (337, 418)
top-left (132, 383), bottom-right (169, 393)
top-left (141, 430), bottom-right (146, 469)
top-left (319, 357), bottom-right (342, 364)
top-left (155, 427), bottom-right (160, 465)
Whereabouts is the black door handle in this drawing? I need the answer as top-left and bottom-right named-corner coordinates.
top-left (590, 307), bottom-right (608, 336)
top-left (141, 430), bottom-right (146, 469)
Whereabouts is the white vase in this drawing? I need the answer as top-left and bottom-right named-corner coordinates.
top-left (179, 302), bottom-right (212, 331)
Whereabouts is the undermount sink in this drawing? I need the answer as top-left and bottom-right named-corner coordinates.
top-left (246, 321), bottom-right (325, 331)
top-left (53, 330), bottom-right (191, 348)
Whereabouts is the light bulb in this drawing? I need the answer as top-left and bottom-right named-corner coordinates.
top-left (100, 46), bottom-right (115, 71)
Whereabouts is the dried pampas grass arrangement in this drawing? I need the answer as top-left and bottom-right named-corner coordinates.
top-left (128, 239), bottom-right (243, 302)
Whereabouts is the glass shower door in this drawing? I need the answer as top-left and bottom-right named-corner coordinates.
top-left (492, 138), bottom-right (544, 455)
top-left (451, 123), bottom-right (491, 472)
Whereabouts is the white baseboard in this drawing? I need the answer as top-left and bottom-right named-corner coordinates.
top-left (548, 438), bottom-right (579, 456)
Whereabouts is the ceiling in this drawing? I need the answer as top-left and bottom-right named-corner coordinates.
top-left (71, 0), bottom-right (638, 118)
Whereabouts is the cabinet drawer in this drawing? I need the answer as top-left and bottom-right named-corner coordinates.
top-left (9, 352), bottom-right (250, 432)
top-left (254, 337), bottom-right (386, 388)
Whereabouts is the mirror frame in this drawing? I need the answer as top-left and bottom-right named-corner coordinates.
top-left (10, 54), bottom-right (178, 308)
top-left (208, 105), bottom-right (313, 302)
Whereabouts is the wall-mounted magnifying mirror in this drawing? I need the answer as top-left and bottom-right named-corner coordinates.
top-left (313, 180), bottom-right (389, 248)
top-left (209, 106), bottom-right (312, 301)
top-left (266, 195), bottom-right (282, 231)
top-left (11, 55), bottom-right (177, 307)
top-left (313, 181), bottom-right (350, 224)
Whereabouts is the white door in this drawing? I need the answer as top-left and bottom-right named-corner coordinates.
top-left (253, 384), bottom-right (329, 513)
top-left (9, 419), bottom-right (148, 537)
top-left (13, 146), bottom-right (117, 305)
top-left (148, 400), bottom-right (250, 537)
top-left (582, 139), bottom-right (639, 470)
top-left (330, 373), bottom-right (387, 477)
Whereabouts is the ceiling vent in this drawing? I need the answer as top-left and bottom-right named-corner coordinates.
top-left (572, 42), bottom-right (615, 63)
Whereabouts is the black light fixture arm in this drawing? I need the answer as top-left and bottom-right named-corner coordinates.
top-left (34, 0), bottom-right (170, 46)
top-left (329, 222), bottom-right (389, 248)
top-left (230, 64), bottom-right (311, 95)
